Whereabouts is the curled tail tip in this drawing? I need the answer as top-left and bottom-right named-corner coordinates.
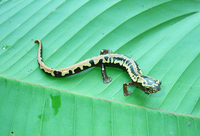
top-left (34, 39), bottom-right (40, 43)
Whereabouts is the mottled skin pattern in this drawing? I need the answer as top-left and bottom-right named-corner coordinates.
top-left (35, 40), bottom-right (161, 96)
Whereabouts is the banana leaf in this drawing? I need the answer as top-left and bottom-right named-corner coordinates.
top-left (0, 0), bottom-right (200, 135)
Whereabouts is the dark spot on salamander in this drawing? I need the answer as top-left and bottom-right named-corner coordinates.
top-left (54, 71), bottom-right (62, 77)
top-left (113, 57), bottom-right (126, 66)
top-left (68, 70), bottom-right (73, 75)
top-left (74, 66), bottom-right (92, 73)
top-left (99, 59), bottom-right (103, 64)
top-left (116, 57), bottom-right (124, 62)
top-left (104, 56), bottom-right (109, 61)
top-left (113, 57), bottom-right (117, 62)
top-left (125, 60), bottom-right (131, 65)
top-left (83, 65), bottom-right (90, 70)
top-left (129, 65), bottom-right (139, 77)
top-left (74, 67), bottom-right (81, 73)
top-left (89, 59), bottom-right (95, 66)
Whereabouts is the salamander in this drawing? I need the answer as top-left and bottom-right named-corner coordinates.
top-left (34, 40), bottom-right (161, 96)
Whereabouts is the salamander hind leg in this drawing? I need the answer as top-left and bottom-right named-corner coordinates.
top-left (123, 82), bottom-right (133, 96)
top-left (101, 64), bottom-right (112, 83)
top-left (100, 49), bottom-right (112, 83)
top-left (100, 49), bottom-right (112, 55)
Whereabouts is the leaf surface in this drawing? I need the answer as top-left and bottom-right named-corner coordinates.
top-left (0, 0), bottom-right (200, 135)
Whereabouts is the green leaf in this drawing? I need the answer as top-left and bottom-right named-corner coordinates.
top-left (0, 0), bottom-right (200, 135)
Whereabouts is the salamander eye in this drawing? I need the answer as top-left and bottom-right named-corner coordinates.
top-left (156, 80), bottom-right (162, 85)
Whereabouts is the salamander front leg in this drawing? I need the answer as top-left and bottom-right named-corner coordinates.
top-left (123, 82), bottom-right (133, 96)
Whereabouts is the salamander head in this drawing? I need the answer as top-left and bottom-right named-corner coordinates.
top-left (140, 76), bottom-right (162, 94)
